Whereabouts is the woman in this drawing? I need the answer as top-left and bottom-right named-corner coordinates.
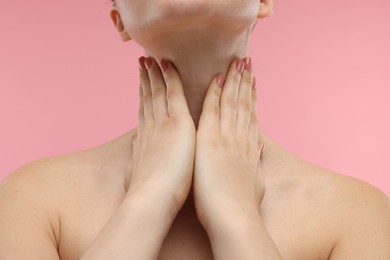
top-left (0, 0), bottom-right (389, 259)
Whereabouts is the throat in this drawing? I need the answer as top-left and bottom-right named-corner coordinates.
top-left (143, 29), bottom-right (252, 128)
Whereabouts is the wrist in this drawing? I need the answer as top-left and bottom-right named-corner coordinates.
top-left (204, 207), bottom-right (283, 259)
top-left (123, 188), bottom-right (181, 222)
top-left (203, 205), bottom-right (262, 236)
top-left (207, 212), bottom-right (265, 246)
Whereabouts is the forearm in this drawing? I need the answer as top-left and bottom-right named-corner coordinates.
top-left (206, 210), bottom-right (284, 260)
top-left (80, 191), bottom-right (177, 260)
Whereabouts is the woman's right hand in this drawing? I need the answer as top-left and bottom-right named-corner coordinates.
top-left (124, 57), bottom-right (196, 214)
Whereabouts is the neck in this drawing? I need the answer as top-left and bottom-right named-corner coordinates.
top-left (143, 27), bottom-right (252, 129)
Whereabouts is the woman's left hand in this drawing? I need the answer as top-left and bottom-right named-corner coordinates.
top-left (193, 57), bottom-right (265, 230)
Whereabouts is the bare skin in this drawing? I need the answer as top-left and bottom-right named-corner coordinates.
top-left (1, 57), bottom-right (390, 259)
top-left (1, 123), bottom-right (390, 259)
top-left (1, 0), bottom-right (390, 259)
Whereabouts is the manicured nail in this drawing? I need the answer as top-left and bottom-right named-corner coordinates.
top-left (236, 60), bottom-right (245, 74)
top-left (160, 59), bottom-right (169, 73)
top-left (144, 57), bottom-right (153, 70)
top-left (138, 56), bottom-right (146, 71)
top-left (252, 76), bottom-right (257, 90)
top-left (216, 74), bottom-right (225, 88)
top-left (243, 57), bottom-right (252, 72)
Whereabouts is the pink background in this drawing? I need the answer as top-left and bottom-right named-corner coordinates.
top-left (1, 1), bottom-right (389, 195)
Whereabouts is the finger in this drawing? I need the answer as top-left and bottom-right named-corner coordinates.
top-left (249, 76), bottom-right (259, 141)
top-left (220, 58), bottom-right (245, 135)
top-left (137, 63), bottom-right (145, 131)
top-left (139, 56), bottom-right (154, 123)
top-left (160, 60), bottom-right (191, 118)
top-left (145, 57), bottom-right (169, 121)
top-left (131, 134), bottom-right (138, 157)
top-left (128, 134), bottom-right (137, 189)
top-left (236, 57), bottom-right (253, 134)
top-left (198, 74), bottom-right (224, 131)
top-left (124, 158), bottom-right (133, 191)
top-left (255, 155), bottom-right (265, 204)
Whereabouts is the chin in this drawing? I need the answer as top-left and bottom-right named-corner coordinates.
top-left (155, 0), bottom-right (258, 19)
top-left (121, 0), bottom-right (258, 47)
top-left (157, 0), bottom-right (223, 16)
top-left (140, 0), bottom-right (259, 32)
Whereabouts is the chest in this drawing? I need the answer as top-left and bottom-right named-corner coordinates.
top-left (57, 183), bottom-right (334, 260)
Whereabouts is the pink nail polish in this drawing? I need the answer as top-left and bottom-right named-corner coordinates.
top-left (138, 56), bottom-right (146, 71)
top-left (216, 74), bottom-right (225, 88)
top-left (144, 57), bottom-right (153, 70)
top-left (160, 59), bottom-right (169, 73)
top-left (243, 57), bottom-right (252, 72)
top-left (236, 60), bottom-right (245, 74)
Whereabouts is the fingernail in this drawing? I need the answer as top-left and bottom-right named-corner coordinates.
top-left (252, 76), bottom-right (257, 90)
top-left (160, 59), bottom-right (169, 73)
top-left (138, 56), bottom-right (146, 71)
top-left (216, 74), bottom-right (225, 88)
top-left (243, 57), bottom-right (252, 72)
top-left (144, 57), bottom-right (153, 70)
top-left (236, 60), bottom-right (245, 74)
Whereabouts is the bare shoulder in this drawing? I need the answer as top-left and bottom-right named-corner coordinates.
top-left (0, 130), bottom-right (135, 258)
top-left (0, 148), bottom-right (105, 226)
top-left (303, 163), bottom-right (390, 204)
top-left (306, 165), bottom-right (390, 258)
top-left (0, 155), bottom-right (79, 259)
top-left (0, 129), bottom-right (136, 196)
top-left (309, 165), bottom-right (390, 216)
